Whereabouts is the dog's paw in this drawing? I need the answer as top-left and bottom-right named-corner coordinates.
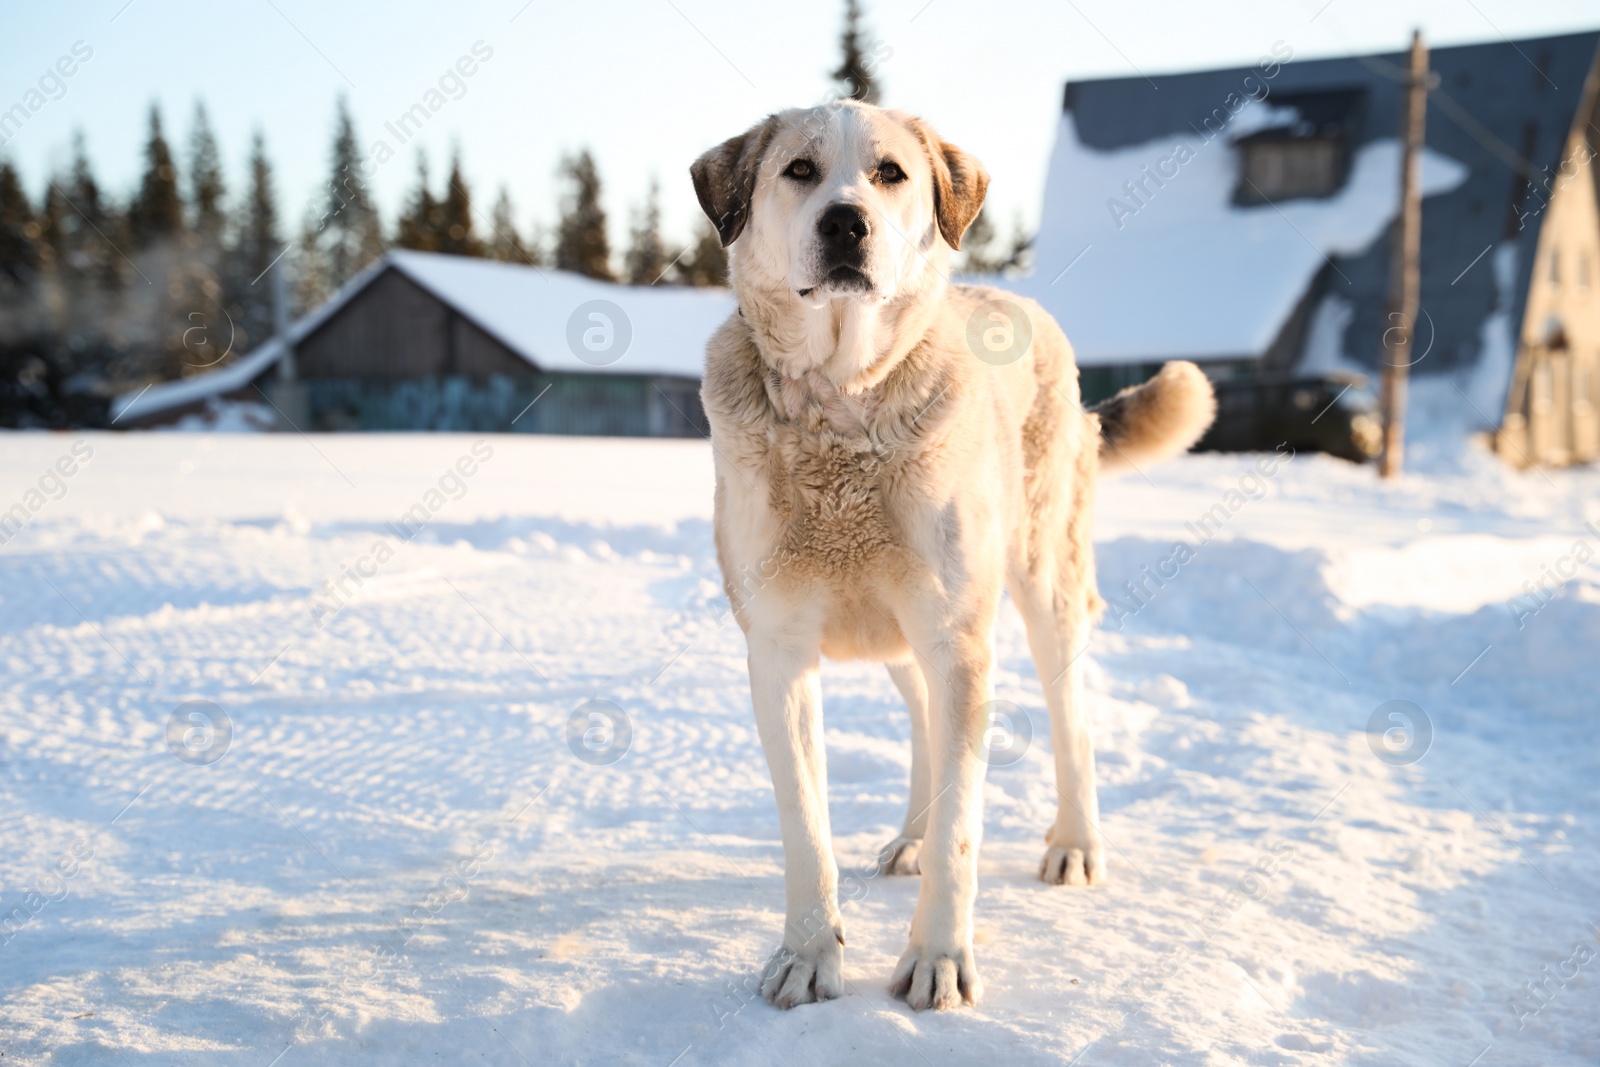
top-left (1039, 844), bottom-right (1107, 885)
top-left (760, 934), bottom-right (844, 1010)
top-left (889, 939), bottom-right (981, 1011)
top-left (877, 835), bottom-right (922, 876)
top-left (1040, 824), bottom-right (1107, 885)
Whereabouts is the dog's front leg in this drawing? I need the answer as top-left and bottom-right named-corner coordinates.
top-left (746, 626), bottom-right (844, 1009)
top-left (890, 627), bottom-right (989, 1010)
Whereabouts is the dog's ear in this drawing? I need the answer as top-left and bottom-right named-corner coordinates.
top-left (905, 116), bottom-right (989, 251)
top-left (690, 116), bottom-right (779, 248)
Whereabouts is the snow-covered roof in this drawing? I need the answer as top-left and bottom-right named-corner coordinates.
top-left (1010, 109), bottom-right (1468, 366)
top-left (113, 252), bottom-right (735, 424)
top-left (1012, 31), bottom-right (1600, 374)
top-left (112, 336), bottom-right (288, 425)
top-left (383, 251), bottom-right (735, 376)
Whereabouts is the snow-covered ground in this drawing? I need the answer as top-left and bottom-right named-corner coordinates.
top-left (1, 427), bottom-right (1597, 1066)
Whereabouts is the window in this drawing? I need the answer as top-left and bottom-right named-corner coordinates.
top-left (1239, 139), bottom-right (1341, 201)
top-left (1232, 89), bottom-right (1364, 206)
top-left (1550, 248), bottom-right (1560, 286)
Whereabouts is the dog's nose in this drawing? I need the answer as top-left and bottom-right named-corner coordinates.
top-left (817, 203), bottom-right (870, 256)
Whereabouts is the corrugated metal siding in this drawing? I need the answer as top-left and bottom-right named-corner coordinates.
top-left (306, 374), bottom-right (708, 436)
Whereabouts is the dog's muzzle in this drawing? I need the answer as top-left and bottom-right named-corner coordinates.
top-left (811, 203), bottom-right (873, 293)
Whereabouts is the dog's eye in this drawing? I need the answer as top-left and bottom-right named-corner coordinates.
top-left (876, 160), bottom-right (907, 184)
top-left (783, 158), bottom-right (815, 180)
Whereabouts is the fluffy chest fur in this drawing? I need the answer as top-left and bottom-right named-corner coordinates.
top-left (701, 316), bottom-right (983, 656)
top-left (762, 369), bottom-right (907, 579)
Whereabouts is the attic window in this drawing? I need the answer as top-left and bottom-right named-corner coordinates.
top-left (1238, 137), bottom-right (1341, 201)
top-left (1232, 89), bottom-right (1364, 206)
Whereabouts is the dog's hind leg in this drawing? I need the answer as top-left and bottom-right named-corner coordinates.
top-left (746, 625), bottom-right (845, 1009)
top-left (1013, 568), bottom-right (1106, 886)
top-left (1010, 385), bottom-right (1108, 887)
top-left (879, 660), bottom-right (931, 876)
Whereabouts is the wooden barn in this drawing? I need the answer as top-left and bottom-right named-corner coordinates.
top-left (112, 251), bottom-right (733, 435)
top-left (1008, 29), bottom-right (1600, 467)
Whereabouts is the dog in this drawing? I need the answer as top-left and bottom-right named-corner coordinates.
top-left (690, 101), bottom-right (1215, 1012)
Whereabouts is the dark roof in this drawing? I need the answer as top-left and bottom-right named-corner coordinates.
top-left (1229, 88), bottom-right (1366, 146)
top-left (1060, 31), bottom-right (1600, 376)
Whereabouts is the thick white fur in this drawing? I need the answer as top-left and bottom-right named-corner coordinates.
top-left (1092, 361), bottom-right (1218, 475)
top-left (693, 101), bottom-right (1214, 1013)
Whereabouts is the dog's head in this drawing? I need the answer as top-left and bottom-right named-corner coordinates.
top-left (691, 102), bottom-right (988, 308)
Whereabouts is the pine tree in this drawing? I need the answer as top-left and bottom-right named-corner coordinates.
top-left (21, 135), bottom-right (120, 415)
top-left (0, 160), bottom-right (38, 285)
top-left (129, 104), bottom-right (183, 247)
top-left (831, 0), bottom-right (883, 104)
top-left (956, 206), bottom-right (1002, 274)
top-left (437, 149), bottom-right (482, 257)
top-left (36, 165), bottom-right (73, 286)
top-left (527, 220), bottom-right (551, 266)
top-left (624, 176), bottom-right (675, 284)
top-left (396, 151), bottom-right (441, 252)
top-left (50, 131), bottom-right (121, 289)
top-left (314, 95), bottom-right (385, 288)
top-left (235, 131), bottom-right (282, 284)
top-left (293, 214), bottom-right (331, 315)
top-left (188, 101), bottom-right (226, 241)
top-left (227, 129), bottom-right (284, 350)
top-left (122, 103), bottom-right (223, 379)
top-left (555, 149), bottom-right (613, 280)
top-left (487, 186), bottom-right (532, 264)
top-left (955, 206), bottom-right (1032, 275)
top-left (174, 100), bottom-right (232, 375)
top-left (675, 217), bottom-right (728, 287)
top-left (1002, 212), bottom-right (1033, 273)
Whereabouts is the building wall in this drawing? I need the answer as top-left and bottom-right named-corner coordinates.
top-left (274, 265), bottom-right (708, 437)
top-left (1499, 124), bottom-right (1600, 466)
top-left (294, 268), bottom-right (529, 380)
top-left (306, 373), bottom-right (707, 436)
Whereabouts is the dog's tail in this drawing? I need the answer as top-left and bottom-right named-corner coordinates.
top-left (1090, 361), bottom-right (1217, 475)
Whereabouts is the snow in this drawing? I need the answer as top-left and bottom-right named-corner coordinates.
top-left (1013, 109), bottom-right (1470, 365)
top-left (2, 428), bottom-right (1598, 1066)
top-left (158, 398), bottom-right (278, 433)
top-left (1298, 293), bottom-right (1357, 377)
top-left (111, 252), bottom-right (738, 423)
top-left (1465, 244), bottom-right (1522, 423)
top-left (110, 339), bottom-right (287, 425)
top-left (1299, 242), bottom-right (1522, 456)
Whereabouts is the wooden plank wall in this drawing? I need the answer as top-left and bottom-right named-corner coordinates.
top-left (296, 268), bottom-right (528, 380)
top-left (287, 265), bottom-right (709, 436)
top-left (305, 373), bottom-right (708, 436)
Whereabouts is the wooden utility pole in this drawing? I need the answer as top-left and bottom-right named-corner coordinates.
top-left (1378, 30), bottom-right (1429, 478)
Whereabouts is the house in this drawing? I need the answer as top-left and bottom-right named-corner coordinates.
top-left (1008, 30), bottom-right (1600, 466)
top-left (111, 251), bottom-right (735, 435)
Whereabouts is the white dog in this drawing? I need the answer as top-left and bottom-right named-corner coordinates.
top-left (691, 101), bottom-right (1215, 1012)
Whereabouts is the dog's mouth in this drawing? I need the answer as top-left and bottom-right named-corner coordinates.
top-left (799, 266), bottom-right (873, 299)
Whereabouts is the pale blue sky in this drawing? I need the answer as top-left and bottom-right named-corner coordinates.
top-left (2, 0), bottom-right (1596, 251)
